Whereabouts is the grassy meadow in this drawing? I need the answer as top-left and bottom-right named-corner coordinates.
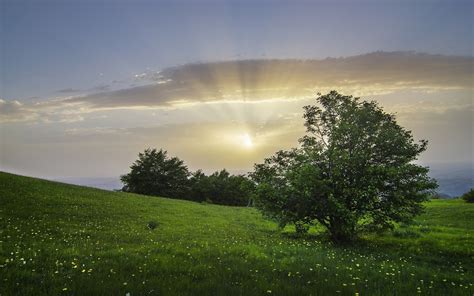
top-left (0, 172), bottom-right (472, 295)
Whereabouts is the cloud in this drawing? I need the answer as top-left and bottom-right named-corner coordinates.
top-left (133, 70), bottom-right (164, 82)
top-left (89, 84), bottom-right (110, 92)
top-left (64, 127), bottom-right (131, 136)
top-left (0, 97), bottom-right (88, 123)
top-left (0, 99), bottom-right (38, 122)
top-left (56, 88), bottom-right (81, 93)
top-left (2, 52), bottom-right (472, 123)
top-left (72, 52), bottom-right (472, 110)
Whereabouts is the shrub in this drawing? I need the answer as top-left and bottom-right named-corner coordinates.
top-left (295, 221), bottom-right (310, 234)
top-left (461, 188), bottom-right (474, 203)
top-left (147, 221), bottom-right (158, 230)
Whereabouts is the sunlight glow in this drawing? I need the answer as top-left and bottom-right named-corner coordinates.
top-left (242, 133), bottom-right (254, 148)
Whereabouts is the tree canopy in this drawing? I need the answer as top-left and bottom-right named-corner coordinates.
top-left (251, 91), bottom-right (437, 242)
top-left (121, 149), bottom-right (254, 206)
top-left (121, 148), bottom-right (190, 199)
top-left (189, 169), bottom-right (255, 206)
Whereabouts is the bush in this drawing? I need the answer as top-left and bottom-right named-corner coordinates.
top-left (461, 188), bottom-right (474, 203)
top-left (295, 221), bottom-right (310, 234)
top-left (147, 221), bottom-right (158, 230)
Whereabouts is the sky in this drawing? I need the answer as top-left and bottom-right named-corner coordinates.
top-left (0, 0), bottom-right (473, 180)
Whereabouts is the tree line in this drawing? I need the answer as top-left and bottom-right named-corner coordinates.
top-left (121, 149), bottom-right (254, 206)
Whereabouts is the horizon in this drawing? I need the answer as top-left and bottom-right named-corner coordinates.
top-left (48, 161), bottom-right (473, 198)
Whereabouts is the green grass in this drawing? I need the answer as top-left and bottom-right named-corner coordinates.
top-left (0, 172), bottom-right (472, 295)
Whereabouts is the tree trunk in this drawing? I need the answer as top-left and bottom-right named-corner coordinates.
top-left (328, 219), bottom-right (357, 243)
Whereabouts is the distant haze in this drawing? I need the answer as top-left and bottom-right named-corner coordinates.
top-left (50, 162), bottom-right (473, 198)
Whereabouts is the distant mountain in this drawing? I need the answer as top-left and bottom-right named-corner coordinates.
top-left (51, 163), bottom-right (472, 197)
top-left (52, 177), bottom-right (123, 191)
top-left (427, 163), bottom-right (473, 198)
top-left (432, 192), bottom-right (452, 199)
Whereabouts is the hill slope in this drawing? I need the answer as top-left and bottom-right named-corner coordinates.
top-left (0, 172), bottom-right (473, 295)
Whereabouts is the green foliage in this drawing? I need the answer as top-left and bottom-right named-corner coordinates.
top-left (189, 169), bottom-right (255, 206)
top-left (121, 149), bottom-right (254, 206)
top-left (121, 148), bottom-right (190, 199)
top-left (188, 169), bottom-right (209, 202)
top-left (0, 173), bottom-right (472, 295)
top-left (461, 188), bottom-right (474, 203)
top-left (252, 91), bottom-right (438, 242)
top-left (294, 221), bottom-right (310, 234)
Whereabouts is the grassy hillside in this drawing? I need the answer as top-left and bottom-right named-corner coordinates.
top-left (0, 172), bottom-right (472, 295)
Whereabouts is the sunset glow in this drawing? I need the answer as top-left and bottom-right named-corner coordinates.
top-left (0, 1), bottom-right (473, 294)
top-left (241, 133), bottom-right (254, 149)
top-left (0, 0), bottom-right (471, 182)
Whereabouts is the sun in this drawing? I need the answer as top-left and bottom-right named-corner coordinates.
top-left (241, 133), bottom-right (254, 149)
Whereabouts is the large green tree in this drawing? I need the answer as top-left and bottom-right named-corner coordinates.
top-left (251, 91), bottom-right (437, 242)
top-left (121, 148), bottom-right (190, 198)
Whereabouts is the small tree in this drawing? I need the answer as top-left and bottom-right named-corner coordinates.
top-left (252, 91), bottom-right (437, 242)
top-left (461, 188), bottom-right (474, 203)
top-left (121, 148), bottom-right (190, 198)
